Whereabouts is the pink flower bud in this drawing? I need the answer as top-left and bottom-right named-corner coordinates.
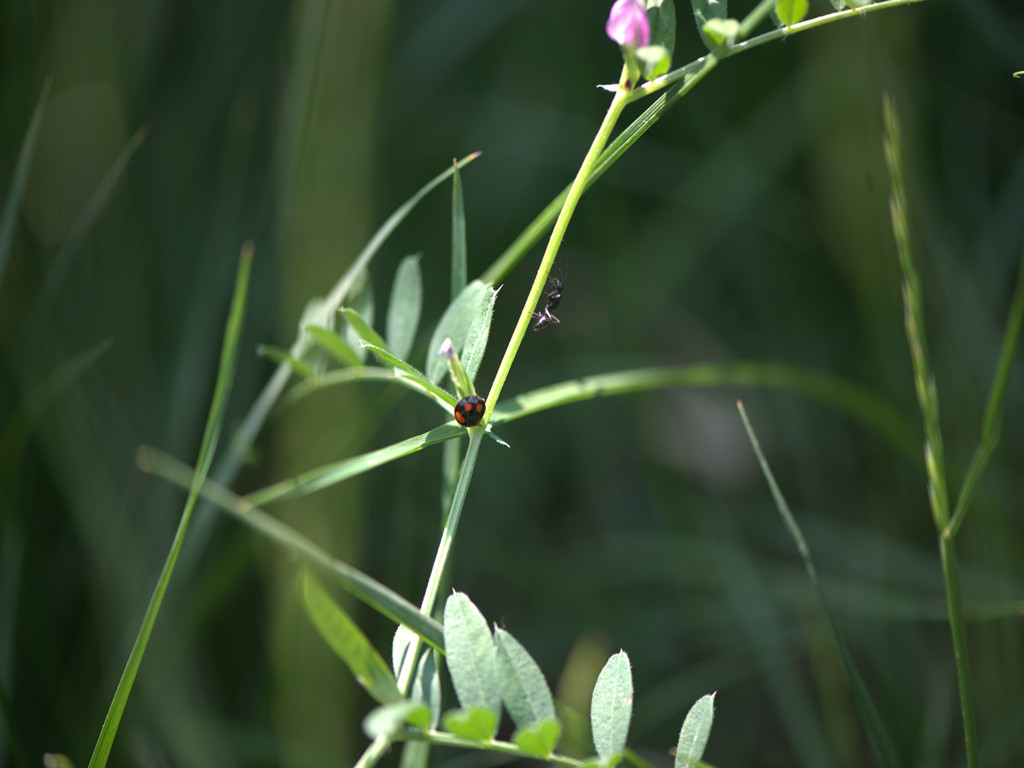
top-left (606, 0), bottom-right (650, 49)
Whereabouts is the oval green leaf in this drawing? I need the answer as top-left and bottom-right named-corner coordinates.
top-left (425, 281), bottom-right (489, 385)
top-left (675, 693), bottom-right (715, 767)
top-left (646, 0), bottom-right (676, 58)
top-left (363, 700), bottom-right (432, 739)
top-left (690, 0), bottom-right (727, 50)
top-left (493, 627), bottom-right (556, 728)
top-left (590, 651), bottom-right (633, 763)
top-left (387, 254), bottom-right (423, 361)
top-left (512, 719), bottom-right (562, 758)
top-left (443, 592), bottom-right (501, 727)
top-left (441, 707), bottom-right (498, 742)
top-left (774, 0), bottom-right (808, 26)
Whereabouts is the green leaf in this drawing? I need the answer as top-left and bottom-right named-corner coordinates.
top-left (647, 0), bottom-right (676, 59)
top-left (387, 254), bottom-right (423, 361)
top-left (701, 17), bottom-right (739, 47)
top-left (0, 78), bottom-right (50, 291)
top-left (690, 0), bottom-right (727, 50)
top-left (451, 160), bottom-right (468, 299)
top-left (674, 693), bottom-right (715, 767)
top-left (299, 570), bottom-right (402, 705)
top-left (304, 325), bottom-right (362, 367)
top-left (342, 277), bottom-right (375, 362)
top-left (256, 344), bottom-right (316, 380)
top-left (441, 707), bottom-right (498, 742)
top-left (137, 445), bottom-right (446, 652)
top-left (590, 651), bottom-right (633, 764)
top-left (363, 700), bottom-right (432, 738)
top-left (412, 648), bottom-right (442, 729)
top-left (425, 281), bottom-right (491, 385)
top-left (512, 719), bottom-right (562, 758)
top-left (636, 45), bottom-right (672, 80)
top-left (827, 0), bottom-right (844, 9)
top-left (89, 245), bottom-right (253, 768)
top-left (298, 296), bottom-right (339, 374)
top-left (393, 624), bottom-right (418, 677)
top-left (773, 0), bottom-right (808, 26)
top-left (493, 628), bottom-right (556, 728)
top-left (443, 592), bottom-right (501, 727)
top-left (341, 306), bottom-right (388, 351)
top-left (242, 423), bottom-right (465, 507)
top-left (461, 284), bottom-right (497, 384)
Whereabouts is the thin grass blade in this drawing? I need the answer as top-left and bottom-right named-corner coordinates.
top-left (88, 244), bottom-right (253, 768)
top-left (0, 78), bottom-right (51, 290)
top-left (737, 401), bottom-right (901, 768)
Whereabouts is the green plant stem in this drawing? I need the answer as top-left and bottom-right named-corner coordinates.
top-left (939, 537), bottom-right (978, 767)
top-left (483, 73), bottom-right (631, 418)
top-left (396, 729), bottom-right (586, 766)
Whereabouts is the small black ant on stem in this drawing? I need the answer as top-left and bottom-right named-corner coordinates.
top-left (532, 275), bottom-right (563, 331)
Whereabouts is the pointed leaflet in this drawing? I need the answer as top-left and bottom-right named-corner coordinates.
top-left (443, 593), bottom-right (501, 727)
top-left (299, 570), bottom-right (402, 705)
top-left (461, 284), bottom-right (497, 384)
top-left (690, 0), bottom-right (727, 50)
top-left (304, 325), bottom-right (361, 367)
top-left (451, 160), bottom-right (468, 299)
top-left (341, 306), bottom-right (388, 351)
top-left (425, 281), bottom-right (492, 385)
top-left (493, 627), bottom-right (556, 728)
top-left (387, 254), bottom-right (423, 362)
top-left (647, 0), bottom-right (676, 58)
top-left (675, 693), bottom-right (715, 767)
top-left (590, 651), bottom-right (633, 763)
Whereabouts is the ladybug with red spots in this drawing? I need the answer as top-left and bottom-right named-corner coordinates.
top-left (454, 394), bottom-right (486, 427)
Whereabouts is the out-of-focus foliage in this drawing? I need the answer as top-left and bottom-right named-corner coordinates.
top-left (1, 1), bottom-right (1021, 767)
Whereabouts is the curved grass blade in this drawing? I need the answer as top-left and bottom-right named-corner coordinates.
top-left (490, 363), bottom-right (917, 456)
top-left (136, 445), bottom-right (445, 651)
top-left (88, 244), bottom-right (253, 768)
top-left (22, 126), bottom-right (147, 340)
top-left (0, 78), bottom-right (51, 291)
top-left (737, 401), bottom-right (900, 768)
top-left (243, 424), bottom-right (464, 507)
top-left (300, 570), bottom-right (402, 704)
top-left (387, 254), bottom-right (423, 361)
top-left (305, 325), bottom-right (362, 367)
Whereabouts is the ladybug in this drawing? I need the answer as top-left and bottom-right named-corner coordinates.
top-left (454, 394), bottom-right (486, 427)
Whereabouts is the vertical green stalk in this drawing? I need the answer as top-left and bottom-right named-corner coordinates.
top-left (483, 73), bottom-right (632, 417)
top-left (88, 244), bottom-right (254, 768)
top-left (882, 95), bottom-right (977, 768)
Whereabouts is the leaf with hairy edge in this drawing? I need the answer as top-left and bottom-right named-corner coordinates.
top-left (443, 592), bottom-right (501, 728)
top-left (461, 284), bottom-right (497, 384)
top-left (675, 693), bottom-right (715, 767)
top-left (426, 281), bottom-right (489, 385)
top-left (387, 254), bottom-right (423, 361)
top-left (341, 306), bottom-right (388, 351)
top-left (299, 570), bottom-right (402, 705)
top-left (590, 651), bottom-right (633, 763)
top-left (493, 628), bottom-right (556, 728)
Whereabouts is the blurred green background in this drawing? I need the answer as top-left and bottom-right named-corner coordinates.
top-left (2, 1), bottom-right (1022, 766)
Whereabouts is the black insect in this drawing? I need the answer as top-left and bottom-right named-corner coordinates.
top-left (532, 276), bottom-right (563, 331)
